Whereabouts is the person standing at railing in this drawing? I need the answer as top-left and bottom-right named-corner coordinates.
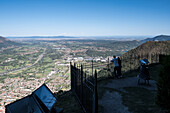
top-left (111, 56), bottom-right (119, 78)
top-left (118, 57), bottom-right (122, 78)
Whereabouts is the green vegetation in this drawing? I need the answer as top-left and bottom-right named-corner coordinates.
top-left (0, 45), bottom-right (44, 73)
top-left (61, 40), bottom-right (140, 57)
top-left (121, 41), bottom-right (170, 73)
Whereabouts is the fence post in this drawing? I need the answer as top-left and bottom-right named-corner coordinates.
top-left (92, 60), bottom-right (93, 79)
top-left (72, 63), bottom-right (77, 93)
top-left (81, 65), bottom-right (84, 106)
top-left (93, 70), bottom-right (98, 113)
top-left (108, 57), bottom-right (110, 77)
top-left (129, 54), bottom-right (132, 71)
top-left (84, 73), bottom-right (86, 83)
top-left (70, 62), bottom-right (73, 91)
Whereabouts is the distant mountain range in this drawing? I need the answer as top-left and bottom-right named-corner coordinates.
top-left (7, 35), bottom-right (170, 41)
top-left (0, 36), bottom-right (19, 48)
top-left (1, 35), bottom-right (170, 49)
top-left (140, 35), bottom-right (170, 44)
top-left (7, 36), bottom-right (78, 39)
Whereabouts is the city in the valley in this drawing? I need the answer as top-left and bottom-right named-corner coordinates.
top-left (0, 37), bottom-right (140, 111)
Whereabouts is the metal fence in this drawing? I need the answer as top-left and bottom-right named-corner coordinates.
top-left (70, 59), bottom-right (111, 113)
top-left (70, 62), bottom-right (98, 113)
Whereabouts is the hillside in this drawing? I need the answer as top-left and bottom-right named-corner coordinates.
top-left (120, 41), bottom-right (170, 72)
top-left (124, 41), bottom-right (170, 56)
top-left (140, 35), bottom-right (170, 44)
top-left (0, 36), bottom-right (19, 48)
top-left (85, 40), bottom-right (140, 57)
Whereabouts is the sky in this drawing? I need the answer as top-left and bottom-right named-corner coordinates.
top-left (0, 0), bottom-right (170, 36)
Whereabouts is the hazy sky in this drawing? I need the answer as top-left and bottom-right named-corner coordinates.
top-left (0, 0), bottom-right (170, 36)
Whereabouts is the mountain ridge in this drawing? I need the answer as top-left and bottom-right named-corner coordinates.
top-left (140, 35), bottom-right (170, 44)
top-left (0, 36), bottom-right (19, 48)
top-left (7, 36), bottom-right (78, 39)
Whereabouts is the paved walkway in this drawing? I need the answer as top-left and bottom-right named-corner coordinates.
top-left (98, 77), bottom-right (157, 113)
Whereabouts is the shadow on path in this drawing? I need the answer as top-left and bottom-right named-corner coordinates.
top-left (98, 77), bottom-right (157, 113)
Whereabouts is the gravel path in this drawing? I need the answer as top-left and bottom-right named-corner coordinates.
top-left (98, 77), bottom-right (157, 113)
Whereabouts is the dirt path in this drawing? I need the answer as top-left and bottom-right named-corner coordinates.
top-left (98, 77), bottom-right (157, 113)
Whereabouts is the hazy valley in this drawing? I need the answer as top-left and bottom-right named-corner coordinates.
top-left (0, 35), bottom-right (170, 112)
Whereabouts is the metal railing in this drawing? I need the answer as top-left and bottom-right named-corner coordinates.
top-left (70, 53), bottom-right (165, 113)
top-left (70, 61), bottom-right (99, 113)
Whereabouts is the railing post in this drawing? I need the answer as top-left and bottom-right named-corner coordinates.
top-left (93, 70), bottom-right (98, 113)
top-left (74, 63), bottom-right (76, 93)
top-left (129, 54), bottom-right (131, 71)
top-left (84, 73), bottom-right (86, 83)
top-left (70, 62), bottom-right (73, 91)
top-left (74, 63), bottom-right (76, 67)
top-left (92, 59), bottom-right (93, 76)
top-left (108, 57), bottom-right (110, 77)
top-left (81, 65), bottom-right (84, 106)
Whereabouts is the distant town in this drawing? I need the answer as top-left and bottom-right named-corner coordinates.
top-left (0, 38), bottom-right (139, 112)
